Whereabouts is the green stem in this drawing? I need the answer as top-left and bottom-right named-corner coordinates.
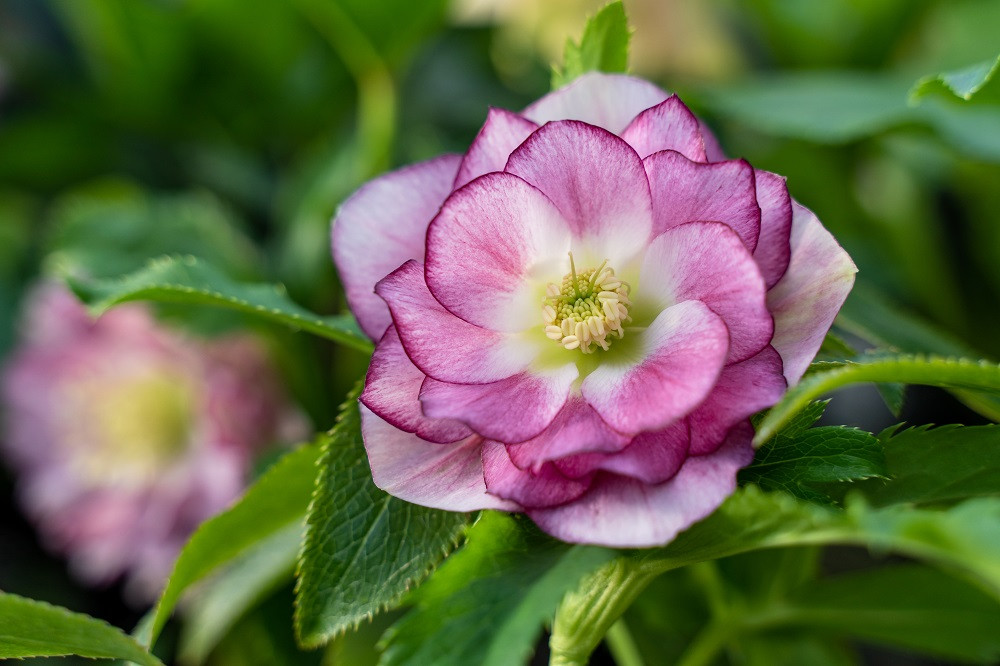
top-left (605, 619), bottom-right (645, 666)
top-left (675, 619), bottom-right (729, 666)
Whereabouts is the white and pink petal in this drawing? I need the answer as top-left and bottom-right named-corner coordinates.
top-left (554, 420), bottom-right (689, 485)
top-left (752, 170), bottom-right (793, 289)
top-left (621, 95), bottom-right (707, 161)
top-left (454, 108), bottom-right (538, 189)
top-left (483, 441), bottom-right (593, 509)
top-left (523, 72), bottom-right (669, 134)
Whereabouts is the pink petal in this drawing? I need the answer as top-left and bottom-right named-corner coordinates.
top-left (361, 406), bottom-right (516, 512)
top-left (332, 154), bottom-right (461, 339)
top-left (425, 172), bottom-right (571, 332)
top-left (639, 222), bottom-right (773, 363)
top-left (644, 150), bottom-right (761, 252)
top-left (419, 363), bottom-right (578, 444)
top-left (523, 72), bottom-right (669, 134)
top-left (505, 397), bottom-right (631, 472)
top-left (753, 170), bottom-right (793, 289)
top-left (375, 261), bottom-right (536, 384)
top-left (620, 95), bottom-right (708, 161)
top-left (581, 300), bottom-right (729, 434)
top-left (504, 120), bottom-right (653, 265)
top-left (482, 441), bottom-right (593, 509)
top-left (554, 420), bottom-right (689, 485)
top-left (360, 327), bottom-right (472, 444)
top-left (768, 203), bottom-right (857, 385)
top-left (700, 120), bottom-right (728, 162)
top-left (688, 346), bottom-right (786, 456)
top-left (528, 424), bottom-right (754, 547)
top-left (454, 108), bottom-right (538, 189)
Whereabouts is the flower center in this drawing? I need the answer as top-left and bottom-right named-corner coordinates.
top-left (543, 253), bottom-right (632, 354)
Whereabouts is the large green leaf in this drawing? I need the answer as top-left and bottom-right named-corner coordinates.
top-left (0, 592), bottom-right (162, 664)
top-left (552, 1), bottom-right (630, 88)
top-left (859, 424), bottom-right (1000, 507)
top-left (380, 512), bottom-right (614, 666)
top-left (910, 54), bottom-right (1000, 103)
top-left (67, 255), bottom-right (372, 353)
top-left (143, 440), bottom-right (322, 647)
top-left (294, 393), bottom-right (470, 647)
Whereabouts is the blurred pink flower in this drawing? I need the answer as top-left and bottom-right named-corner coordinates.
top-left (1, 285), bottom-right (306, 601)
top-left (333, 74), bottom-right (856, 547)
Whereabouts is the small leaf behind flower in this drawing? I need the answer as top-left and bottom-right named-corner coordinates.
top-left (552, 2), bottom-right (630, 88)
top-left (909, 54), bottom-right (1000, 103)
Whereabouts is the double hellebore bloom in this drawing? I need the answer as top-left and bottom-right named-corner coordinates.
top-left (334, 74), bottom-right (855, 547)
top-left (1, 286), bottom-right (305, 600)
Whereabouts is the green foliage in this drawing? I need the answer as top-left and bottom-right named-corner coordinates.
top-left (0, 592), bottom-right (162, 664)
top-left (67, 255), bottom-right (372, 353)
top-left (910, 54), bottom-right (1000, 103)
top-left (380, 512), bottom-right (614, 666)
top-left (294, 392), bottom-right (470, 647)
top-left (552, 2), bottom-right (630, 88)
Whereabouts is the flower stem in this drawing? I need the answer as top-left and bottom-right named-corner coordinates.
top-left (605, 619), bottom-right (645, 666)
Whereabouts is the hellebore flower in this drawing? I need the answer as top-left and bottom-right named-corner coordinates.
top-left (333, 73), bottom-right (856, 547)
top-left (1, 285), bottom-right (306, 601)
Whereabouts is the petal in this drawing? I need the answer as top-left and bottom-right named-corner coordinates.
top-left (332, 154), bottom-right (460, 339)
top-left (767, 203), bottom-right (857, 385)
top-left (376, 261), bottom-right (537, 384)
top-left (687, 346), bottom-right (786, 456)
top-left (425, 172), bottom-right (571, 332)
top-left (361, 406), bottom-right (516, 512)
top-left (482, 441), bottom-right (593, 509)
top-left (644, 150), bottom-right (761, 252)
top-left (505, 397), bottom-right (631, 471)
top-left (620, 95), bottom-right (708, 161)
top-left (360, 327), bottom-right (472, 444)
top-left (700, 120), bottom-right (728, 162)
top-left (555, 420), bottom-right (689, 485)
top-left (753, 170), bottom-right (793, 289)
top-left (419, 363), bottom-right (578, 443)
top-left (454, 108), bottom-right (538, 189)
top-left (638, 222), bottom-right (773, 363)
top-left (523, 72), bottom-right (669, 134)
top-left (528, 423), bottom-right (754, 547)
top-left (581, 300), bottom-right (729, 434)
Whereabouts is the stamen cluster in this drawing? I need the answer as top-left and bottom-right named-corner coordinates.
top-left (543, 256), bottom-right (632, 353)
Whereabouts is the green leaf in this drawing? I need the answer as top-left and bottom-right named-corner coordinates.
top-left (552, 2), bottom-right (630, 88)
top-left (380, 512), bottom-right (615, 666)
top-left (145, 440), bottom-right (322, 647)
top-left (753, 355), bottom-right (1000, 445)
top-left (910, 54), bottom-right (1000, 103)
top-left (67, 255), bottom-right (372, 354)
top-left (0, 592), bottom-right (163, 664)
top-left (294, 391), bottom-right (470, 647)
top-left (740, 426), bottom-right (886, 503)
top-left (753, 400), bottom-right (828, 445)
top-left (859, 424), bottom-right (1000, 507)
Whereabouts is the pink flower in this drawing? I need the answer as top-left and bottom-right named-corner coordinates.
top-left (1, 285), bottom-right (306, 601)
top-left (333, 74), bottom-right (856, 547)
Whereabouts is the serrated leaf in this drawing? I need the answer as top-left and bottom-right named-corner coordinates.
top-left (910, 54), bottom-right (1000, 103)
top-left (859, 424), bottom-right (1000, 507)
top-left (741, 426), bottom-right (886, 503)
top-left (67, 255), bottom-right (372, 354)
top-left (144, 440), bottom-right (323, 647)
top-left (551, 2), bottom-right (629, 88)
top-left (0, 592), bottom-right (163, 664)
top-left (380, 512), bottom-right (614, 666)
top-left (753, 355), bottom-right (1000, 445)
top-left (294, 392), bottom-right (470, 647)
top-left (753, 400), bottom-right (829, 445)
top-left (874, 381), bottom-right (905, 417)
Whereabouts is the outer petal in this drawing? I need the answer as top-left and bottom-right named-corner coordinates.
top-left (644, 150), bottom-right (761, 252)
top-left (581, 300), bottom-right (729, 434)
top-left (753, 170), bottom-right (793, 289)
top-left (699, 120), bottom-right (728, 162)
top-left (505, 397), bottom-right (631, 471)
top-left (376, 261), bottom-right (536, 384)
top-left (504, 120), bottom-right (654, 266)
top-left (482, 442), bottom-right (593, 509)
top-left (523, 72), bottom-right (669, 134)
top-left (638, 222), bottom-right (772, 363)
top-left (687, 346), bottom-right (786, 456)
top-left (768, 204), bottom-right (857, 385)
top-left (425, 172), bottom-right (571, 332)
top-left (332, 154), bottom-right (461, 339)
top-left (419, 363), bottom-right (578, 444)
top-left (454, 108), bottom-right (538, 189)
top-left (528, 423), bottom-right (754, 547)
top-left (360, 327), bottom-right (472, 444)
top-left (361, 406), bottom-right (516, 512)
top-left (554, 420), bottom-right (689, 485)
top-left (620, 96), bottom-right (708, 161)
